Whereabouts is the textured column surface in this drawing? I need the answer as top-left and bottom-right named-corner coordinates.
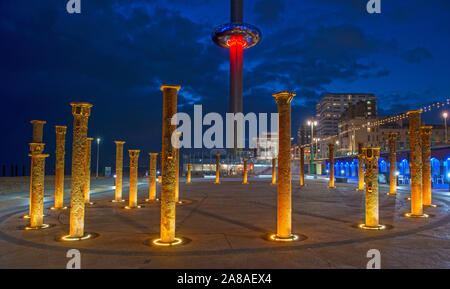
top-left (300, 146), bottom-right (305, 187)
top-left (30, 120), bottom-right (46, 143)
top-left (421, 126), bottom-right (433, 206)
top-left (215, 153), bottom-right (220, 184)
top-left (363, 147), bottom-right (381, 228)
top-left (83, 138), bottom-right (93, 204)
top-left (187, 164), bottom-right (192, 184)
top-left (274, 91), bottom-right (296, 239)
top-left (128, 150), bottom-right (140, 208)
top-left (54, 126), bottom-right (67, 209)
top-left (329, 144), bottom-right (335, 188)
top-left (357, 142), bottom-right (364, 191)
top-left (175, 132), bottom-right (181, 202)
top-left (388, 133), bottom-right (397, 195)
top-left (243, 158), bottom-right (248, 184)
top-left (408, 110), bottom-right (424, 216)
top-left (160, 85), bottom-right (180, 243)
top-left (272, 158), bottom-right (277, 185)
top-left (114, 141), bottom-right (126, 202)
top-left (148, 153), bottom-right (158, 201)
top-left (69, 102), bottom-right (92, 238)
top-left (28, 143), bottom-right (49, 228)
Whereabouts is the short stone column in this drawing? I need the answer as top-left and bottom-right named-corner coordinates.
top-left (147, 153), bottom-right (158, 202)
top-left (186, 164), bottom-right (192, 184)
top-left (300, 146), bottom-right (305, 187)
top-left (66, 102), bottom-right (93, 240)
top-left (83, 138), bottom-right (93, 204)
top-left (406, 110), bottom-right (427, 218)
top-left (113, 141), bottom-right (126, 202)
top-left (26, 143), bottom-right (50, 230)
top-left (53, 125), bottom-right (67, 210)
top-left (126, 150), bottom-right (141, 209)
top-left (174, 132), bottom-right (181, 203)
top-left (242, 158), bottom-right (248, 184)
top-left (272, 91), bottom-right (298, 241)
top-left (357, 142), bottom-right (364, 191)
top-left (387, 133), bottom-right (397, 195)
top-left (215, 153), bottom-right (220, 184)
top-left (158, 85), bottom-right (181, 245)
top-left (328, 144), bottom-right (335, 188)
top-left (272, 158), bottom-right (277, 185)
top-left (421, 126), bottom-right (434, 207)
top-left (359, 147), bottom-right (385, 230)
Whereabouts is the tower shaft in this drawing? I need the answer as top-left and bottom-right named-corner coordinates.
top-left (231, 0), bottom-right (243, 23)
top-left (229, 41), bottom-right (244, 115)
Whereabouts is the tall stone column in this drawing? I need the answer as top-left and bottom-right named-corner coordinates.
top-left (113, 141), bottom-right (126, 202)
top-left (406, 110), bottom-right (427, 218)
top-left (357, 142), bottom-right (364, 191)
top-left (421, 126), bottom-right (434, 207)
top-left (300, 146), bottom-right (305, 187)
top-left (242, 158), bottom-right (248, 184)
top-left (126, 150), bottom-right (141, 209)
top-left (26, 143), bottom-right (50, 230)
top-left (65, 103), bottom-right (93, 240)
top-left (387, 133), bottom-right (397, 195)
top-left (83, 138), bottom-right (93, 205)
top-left (272, 91), bottom-right (298, 241)
top-left (215, 153), bottom-right (220, 184)
top-left (328, 144), bottom-right (335, 188)
top-left (271, 158), bottom-right (277, 185)
top-left (174, 132), bottom-right (181, 203)
top-left (158, 85), bottom-right (181, 245)
top-left (146, 153), bottom-right (158, 202)
top-left (359, 147), bottom-right (385, 230)
top-left (53, 125), bottom-right (67, 210)
top-left (186, 164), bottom-right (192, 184)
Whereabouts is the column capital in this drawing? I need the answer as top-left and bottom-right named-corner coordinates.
top-left (420, 126), bottom-right (433, 135)
top-left (388, 132), bottom-right (398, 140)
top-left (407, 109), bottom-right (422, 116)
top-left (328, 143), bottom-right (335, 149)
top-left (115, 141), bottom-right (126, 145)
top-left (129, 150), bottom-right (140, 157)
top-left (362, 147), bottom-right (380, 159)
top-left (216, 153), bottom-right (221, 157)
top-left (161, 84), bottom-right (181, 92)
top-left (273, 91), bottom-right (295, 104)
top-left (70, 102), bottom-right (93, 117)
top-left (55, 125), bottom-right (67, 134)
top-left (29, 143), bottom-right (45, 154)
top-left (30, 120), bottom-right (46, 125)
top-left (149, 153), bottom-right (158, 157)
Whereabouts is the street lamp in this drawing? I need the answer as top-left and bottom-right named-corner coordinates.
top-left (307, 119), bottom-right (318, 174)
top-left (96, 138), bottom-right (100, 178)
top-left (443, 112), bottom-right (448, 144)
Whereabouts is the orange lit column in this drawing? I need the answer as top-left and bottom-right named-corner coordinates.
top-left (329, 144), bottom-right (335, 188)
top-left (113, 141), bottom-right (126, 202)
top-left (406, 110), bottom-right (427, 218)
top-left (127, 150), bottom-right (140, 209)
top-left (272, 91), bottom-right (298, 241)
top-left (387, 133), bottom-right (397, 195)
top-left (300, 146), bottom-right (305, 187)
top-left (186, 164), bottom-right (192, 184)
top-left (53, 126), bottom-right (67, 210)
top-left (83, 138), bottom-right (93, 204)
top-left (147, 153), bottom-right (158, 202)
top-left (357, 142), bottom-right (364, 191)
top-left (215, 153), bottom-right (220, 184)
top-left (159, 85), bottom-right (181, 245)
top-left (421, 126), bottom-right (434, 207)
top-left (66, 102), bottom-right (93, 240)
top-left (242, 158), bottom-right (248, 184)
top-left (271, 158), bottom-right (277, 185)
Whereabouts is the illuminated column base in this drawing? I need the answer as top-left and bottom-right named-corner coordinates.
top-left (404, 212), bottom-right (429, 218)
top-left (152, 237), bottom-right (184, 247)
top-left (358, 224), bottom-right (386, 231)
top-left (24, 224), bottom-right (51, 231)
top-left (269, 234), bottom-right (299, 242)
top-left (271, 158), bottom-right (277, 186)
top-left (59, 233), bottom-right (97, 242)
top-left (242, 158), bottom-right (248, 184)
top-left (186, 164), bottom-right (192, 184)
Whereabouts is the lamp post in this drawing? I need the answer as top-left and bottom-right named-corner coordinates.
top-left (96, 138), bottom-right (100, 178)
top-left (307, 119), bottom-right (318, 174)
top-left (443, 112), bottom-right (448, 144)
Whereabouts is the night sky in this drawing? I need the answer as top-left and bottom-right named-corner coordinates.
top-left (1, 0), bottom-right (450, 171)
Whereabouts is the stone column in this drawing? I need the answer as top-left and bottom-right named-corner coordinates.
top-left (407, 110), bottom-right (427, 217)
top-left (158, 152), bottom-right (162, 184)
top-left (215, 153), bottom-right (220, 184)
top-left (272, 91), bottom-right (297, 241)
top-left (83, 138), bottom-right (93, 204)
top-left (359, 147), bottom-right (385, 230)
top-left (53, 125), bottom-right (67, 210)
top-left (113, 141), bottom-right (126, 202)
top-left (174, 132), bottom-right (181, 203)
top-left (147, 153), bottom-right (158, 202)
top-left (387, 133), bottom-right (397, 195)
top-left (328, 144), bottom-right (335, 188)
top-left (271, 158), bottom-right (277, 185)
top-left (242, 158), bottom-right (248, 184)
top-left (67, 102), bottom-right (92, 239)
top-left (187, 164), bottom-right (192, 184)
top-left (159, 85), bottom-right (180, 244)
top-left (300, 146), bottom-right (305, 187)
top-left (357, 142), bottom-right (364, 191)
top-left (127, 150), bottom-right (140, 209)
top-left (26, 143), bottom-right (49, 229)
top-left (27, 120), bottom-right (46, 218)
top-left (421, 126), bottom-right (433, 206)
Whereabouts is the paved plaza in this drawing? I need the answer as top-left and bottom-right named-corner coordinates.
top-left (0, 177), bottom-right (448, 269)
